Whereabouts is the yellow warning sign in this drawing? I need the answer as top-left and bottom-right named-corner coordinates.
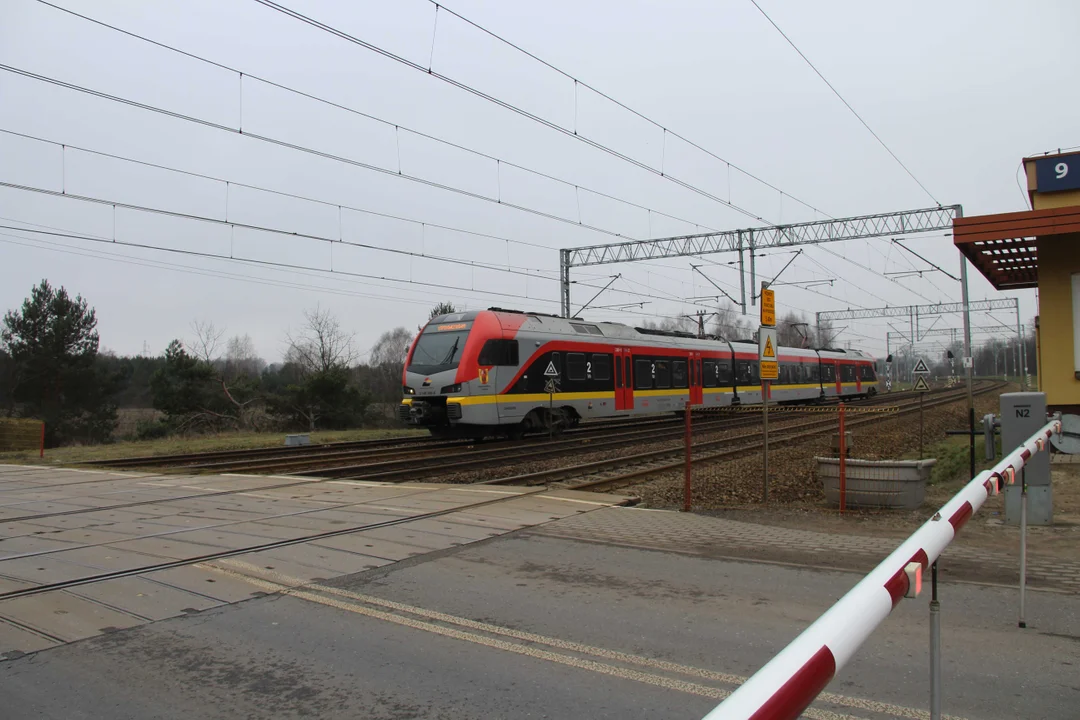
top-left (760, 361), bottom-right (778, 380)
top-left (762, 336), bottom-right (775, 358)
top-left (761, 287), bottom-right (775, 326)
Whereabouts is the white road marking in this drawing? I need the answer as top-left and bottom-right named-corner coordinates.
top-left (205, 560), bottom-right (964, 720)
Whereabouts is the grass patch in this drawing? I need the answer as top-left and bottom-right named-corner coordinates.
top-left (0, 427), bottom-right (427, 466)
top-left (907, 433), bottom-right (1001, 488)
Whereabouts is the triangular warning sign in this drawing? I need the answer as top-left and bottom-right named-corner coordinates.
top-left (763, 336), bottom-right (775, 358)
top-left (912, 358), bottom-right (930, 374)
top-left (913, 376), bottom-right (931, 392)
top-left (544, 361), bottom-right (559, 377)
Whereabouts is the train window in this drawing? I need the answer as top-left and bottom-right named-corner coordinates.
top-left (654, 360), bottom-right (671, 389)
top-left (703, 360), bottom-right (717, 388)
top-left (477, 339), bottom-right (519, 366)
top-left (672, 360), bottom-right (688, 388)
top-left (590, 354), bottom-right (611, 381)
top-left (718, 361), bottom-right (733, 384)
top-left (751, 361), bottom-right (760, 383)
top-left (860, 365), bottom-right (876, 381)
top-left (624, 357), bottom-right (631, 388)
top-left (614, 356), bottom-right (622, 386)
top-left (634, 358), bottom-right (653, 389)
top-left (567, 353), bottom-right (587, 381)
top-left (736, 361), bottom-right (752, 385)
top-left (821, 363), bottom-right (835, 382)
top-left (806, 364), bottom-right (820, 382)
top-left (841, 365), bottom-right (856, 382)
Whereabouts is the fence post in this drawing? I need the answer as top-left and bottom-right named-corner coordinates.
top-left (683, 401), bottom-right (692, 512)
top-left (838, 402), bottom-right (847, 514)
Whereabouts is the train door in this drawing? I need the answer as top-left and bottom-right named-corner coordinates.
top-left (613, 348), bottom-right (633, 411)
top-left (855, 363), bottom-right (863, 394)
top-left (690, 353), bottom-right (704, 405)
top-left (835, 362), bottom-right (842, 395)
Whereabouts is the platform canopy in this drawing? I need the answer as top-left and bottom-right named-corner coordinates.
top-left (952, 205), bottom-right (1080, 290)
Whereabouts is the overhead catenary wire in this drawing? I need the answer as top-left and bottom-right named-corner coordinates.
top-left (249, 0), bottom-right (783, 227)
top-left (0, 220), bottom-right (713, 321)
top-left (417, 0), bottom-right (829, 220)
top-left (33, 0), bottom-right (720, 239)
top-left (0, 62), bottom-right (672, 244)
top-left (748, 0), bottom-right (941, 206)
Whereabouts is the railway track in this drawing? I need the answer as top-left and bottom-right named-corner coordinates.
top-left (481, 382), bottom-right (1006, 494)
top-left (79, 414), bottom-right (691, 472)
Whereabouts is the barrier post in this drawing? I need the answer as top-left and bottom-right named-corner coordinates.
top-left (684, 401), bottom-right (692, 512)
top-left (703, 416), bottom-right (1061, 720)
top-left (929, 562), bottom-right (941, 720)
top-left (39, 422), bottom-right (45, 459)
top-left (838, 402), bottom-right (846, 514)
top-left (1019, 467), bottom-right (1028, 628)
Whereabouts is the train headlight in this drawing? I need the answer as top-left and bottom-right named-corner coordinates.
top-left (440, 383), bottom-right (462, 394)
top-left (403, 386), bottom-right (416, 395)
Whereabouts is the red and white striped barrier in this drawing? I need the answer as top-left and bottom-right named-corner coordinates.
top-left (705, 416), bottom-right (1062, 720)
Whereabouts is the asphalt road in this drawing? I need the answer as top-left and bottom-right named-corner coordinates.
top-left (1, 530), bottom-right (1078, 719)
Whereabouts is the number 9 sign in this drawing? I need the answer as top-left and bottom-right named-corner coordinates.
top-left (1036, 153), bottom-right (1080, 192)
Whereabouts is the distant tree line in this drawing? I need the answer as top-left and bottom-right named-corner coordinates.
top-left (0, 280), bottom-right (454, 447)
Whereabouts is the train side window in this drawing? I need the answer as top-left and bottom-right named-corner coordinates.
top-left (567, 353), bottom-right (587, 381)
top-left (735, 361), bottom-right (752, 385)
top-left (841, 365), bottom-right (855, 382)
top-left (718, 361), bottom-right (733, 384)
top-left (672, 360), bottom-right (688, 388)
top-left (822, 363), bottom-right (835, 382)
top-left (634, 358), bottom-right (653, 390)
top-left (590, 354), bottom-right (611, 381)
top-left (478, 339), bottom-right (519, 366)
top-left (654, 360), bottom-right (671, 389)
top-left (808, 364), bottom-right (820, 382)
top-left (614, 356), bottom-right (622, 387)
top-left (751, 361), bottom-right (760, 383)
top-left (703, 360), bottom-right (717, 388)
top-left (624, 357), bottom-right (631, 388)
top-left (860, 365), bottom-right (876, 381)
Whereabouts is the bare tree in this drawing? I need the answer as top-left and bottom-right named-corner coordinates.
top-left (814, 319), bottom-right (838, 349)
top-left (224, 334), bottom-right (264, 381)
top-left (709, 302), bottom-right (753, 341)
top-left (777, 311), bottom-right (811, 348)
top-left (368, 327), bottom-right (415, 403)
top-left (188, 321), bottom-right (261, 430)
top-left (188, 320), bottom-right (225, 364)
top-left (370, 327), bottom-right (415, 367)
top-left (285, 306), bottom-right (358, 376)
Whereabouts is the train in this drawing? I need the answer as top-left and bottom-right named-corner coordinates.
top-left (399, 307), bottom-right (880, 439)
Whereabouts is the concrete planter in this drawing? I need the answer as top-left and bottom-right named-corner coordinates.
top-left (816, 458), bottom-right (937, 510)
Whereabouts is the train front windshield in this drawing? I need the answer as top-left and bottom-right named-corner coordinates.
top-left (407, 327), bottom-right (470, 375)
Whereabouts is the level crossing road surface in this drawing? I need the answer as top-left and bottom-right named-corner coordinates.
top-left (0, 468), bottom-right (1077, 719)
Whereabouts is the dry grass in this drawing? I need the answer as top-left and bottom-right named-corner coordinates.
top-left (0, 427), bottom-right (427, 466)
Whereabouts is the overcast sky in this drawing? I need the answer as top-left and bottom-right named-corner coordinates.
top-left (1, 0), bottom-right (1075, 363)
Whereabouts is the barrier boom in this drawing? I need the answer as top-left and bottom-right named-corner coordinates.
top-left (705, 416), bottom-right (1062, 720)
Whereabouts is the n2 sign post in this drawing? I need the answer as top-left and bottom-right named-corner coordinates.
top-left (760, 283), bottom-right (777, 502)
